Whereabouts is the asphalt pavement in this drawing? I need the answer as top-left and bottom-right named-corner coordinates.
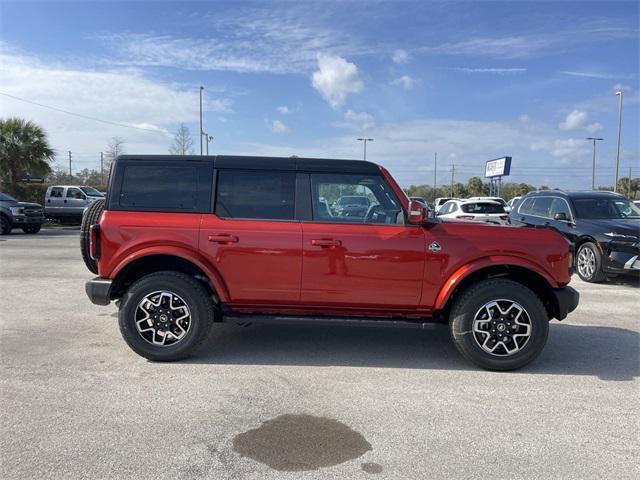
top-left (1, 229), bottom-right (638, 479)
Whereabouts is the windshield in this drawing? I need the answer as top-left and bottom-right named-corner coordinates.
top-left (0, 192), bottom-right (16, 201)
top-left (80, 186), bottom-right (104, 197)
top-left (573, 198), bottom-right (640, 219)
top-left (461, 202), bottom-right (505, 214)
top-left (338, 196), bottom-right (369, 206)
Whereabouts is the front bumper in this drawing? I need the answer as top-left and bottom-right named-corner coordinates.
top-left (602, 241), bottom-right (640, 274)
top-left (85, 277), bottom-right (113, 305)
top-left (553, 286), bottom-right (579, 320)
top-left (10, 214), bottom-right (44, 225)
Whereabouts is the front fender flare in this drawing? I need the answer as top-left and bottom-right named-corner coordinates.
top-left (434, 255), bottom-right (559, 311)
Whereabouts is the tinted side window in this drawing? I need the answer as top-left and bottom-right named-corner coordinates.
top-left (215, 170), bottom-right (295, 220)
top-left (118, 164), bottom-right (211, 212)
top-left (518, 197), bottom-right (534, 214)
top-left (550, 198), bottom-right (571, 219)
top-left (531, 197), bottom-right (553, 217)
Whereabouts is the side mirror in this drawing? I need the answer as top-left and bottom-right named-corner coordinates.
top-left (407, 200), bottom-right (428, 224)
top-left (554, 212), bottom-right (568, 221)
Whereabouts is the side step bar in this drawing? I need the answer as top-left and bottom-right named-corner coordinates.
top-left (222, 313), bottom-right (440, 329)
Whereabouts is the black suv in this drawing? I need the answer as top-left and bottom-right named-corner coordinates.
top-left (0, 192), bottom-right (44, 235)
top-left (510, 190), bottom-right (640, 282)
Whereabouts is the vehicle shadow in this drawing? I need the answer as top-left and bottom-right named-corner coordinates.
top-left (189, 322), bottom-right (639, 381)
top-left (605, 274), bottom-right (640, 288)
top-left (1, 228), bottom-right (80, 238)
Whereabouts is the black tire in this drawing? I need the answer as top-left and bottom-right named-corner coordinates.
top-left (118, 271), bottom-right (214, 361)
top-left (449, 279), bottom-right (549, 371)
top-left (576, 242), bottom-right (606, 283)
top-left (1, 214), bottom-right (11, 235)
top-left (80, 199), bottom-right (105, 274)
top-left (21, 224), bottom-right (42, 234)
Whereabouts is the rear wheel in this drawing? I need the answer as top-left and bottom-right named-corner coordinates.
top-left (576, 242), bottom-right (606, 283)
top-left (1, 214), bottom-right (11, 235)
top-left (450, 279), bottom-right (549, 371)
top-left (118, 271), bottom-right (214, 361)
top-left (21, 224), bottom-right (41, 234)
top-left (80, 199), bottom-right (105, 274)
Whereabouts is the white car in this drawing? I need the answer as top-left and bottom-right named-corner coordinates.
top-left (434, 197), bottom-right (458, 213)
top-left (467, 196), bottom-right (511, 212)
top-left (437, 199), bottom-right (510, 225)
top-left (507, 196), bottom-right (521, 209)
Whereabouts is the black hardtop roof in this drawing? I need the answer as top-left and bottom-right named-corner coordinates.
top-left (115, 154), bottom-right (381, 174)
top-left (523, 190), bottom-right (625, 200)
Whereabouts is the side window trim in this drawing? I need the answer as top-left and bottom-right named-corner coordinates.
top-left (520, 195), bottom-right (574, 222)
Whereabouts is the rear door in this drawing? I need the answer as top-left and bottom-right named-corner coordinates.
top-left (300, 173), bottom-right (425, 310)
top-left (199, 169), bottom-right (302, 305)
top-left (45, 187), bottom-right (65, 217)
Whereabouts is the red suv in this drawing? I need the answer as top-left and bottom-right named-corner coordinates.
top-left (83, 155), bottom-right (578, 370)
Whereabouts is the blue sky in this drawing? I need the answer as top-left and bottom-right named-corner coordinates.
top-left (0, 0), bottom-right (638, 188)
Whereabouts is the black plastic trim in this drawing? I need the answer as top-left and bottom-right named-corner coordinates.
top-left (85, 277), bottom-right (113, 306)
top-left (552, 286), bottom-right (579, 320)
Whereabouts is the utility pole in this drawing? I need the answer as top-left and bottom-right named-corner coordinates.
top-left (100, 152), bottom-right (104, 184)
top-left (433, 152), bottom-right (437, 191)
top-left (450, 163), bottom-right (455, 197)
top-left (586, 137), bottom-right (603, 191)
top-left (199, 85), bottom-right (204, 156)
top-left (68, 151), bottom-right (72, 177)
top-left (357, 138), bottom-right (374, 161)
top-left (629, 166), bottom-right (633, 199)
top-left (204, 133), bottom-right (213, 155)
top-left (614, 90), bottom-right (623, 192)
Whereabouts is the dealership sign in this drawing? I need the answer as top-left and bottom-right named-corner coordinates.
top-left (485, 157), bottom-right (512, 178)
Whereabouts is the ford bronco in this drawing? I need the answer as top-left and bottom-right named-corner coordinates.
top-left (83, 155), bottom-right (578, 370)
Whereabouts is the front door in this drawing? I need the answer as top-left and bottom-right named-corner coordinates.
top-left (300, 173), bottom-right (425, 310)
top-left (199, 169), bottom-right (302, 306)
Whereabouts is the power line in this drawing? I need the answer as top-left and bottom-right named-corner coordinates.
top-left (0, 91), bottom-right (166, 135)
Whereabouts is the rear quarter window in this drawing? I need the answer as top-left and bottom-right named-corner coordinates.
top-left (112, 162), bottom-right (213, 212)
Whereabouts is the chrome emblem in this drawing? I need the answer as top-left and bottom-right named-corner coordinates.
top-left (428, 241), bottom-right (441, 252)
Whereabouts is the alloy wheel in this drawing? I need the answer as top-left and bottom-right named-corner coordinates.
top-left (577, 247), bottom-right (596, 279)
top-left (134, 291), bottom-right (191, 346)
top-left (472, 299), bottom-right (532, 356)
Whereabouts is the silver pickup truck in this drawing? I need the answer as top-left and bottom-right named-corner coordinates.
top-left (44, 186), bottom-right (104, 223)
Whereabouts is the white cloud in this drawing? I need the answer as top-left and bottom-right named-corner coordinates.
top-left (559, 110), bottom-right (589, 130)
top-left (454, 67), bottom-right (526, 74)
top-left (392, 49), bottom-right (410, 64)
top-left (519, 114), bottom-right (530, 123)
top-left (271, 119), bottom-right (290, 134)
top-left (311, 54), bottom-right (363, 109)
top-left (391, 75), bottom-right (415, 90)
top-left (584, 122), bottom-right (603, 134)
top-left (560, 71), bottom-right (620, 80)
top-left (344, 110), bottom-right (376, 130)
top-left (0, 50), bottom-right (230, 166)
top-left (276, 106), bottom-right (290, 114)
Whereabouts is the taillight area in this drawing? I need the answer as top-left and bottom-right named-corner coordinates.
top-left (89, 224), bottom-right (101, 261)
top-left (456, 215), bottom-right (475, 220)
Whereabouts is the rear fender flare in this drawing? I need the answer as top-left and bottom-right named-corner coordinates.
top-left (110, 246), bottom-right (230, 302)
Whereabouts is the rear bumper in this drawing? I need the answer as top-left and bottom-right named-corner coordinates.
top-left (85, 277), bottom-right (112, 305)
top-left (553, 286), bottom-right (579, 320)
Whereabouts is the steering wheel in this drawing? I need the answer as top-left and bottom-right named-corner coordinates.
top-left (364, 204), bottom-right (386, 223)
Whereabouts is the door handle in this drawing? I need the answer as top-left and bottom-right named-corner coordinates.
top-left (208, 234), bottom-right (238, 244)
top-left (64, 200), bottom-right (67, 203)
top-left (520, 217), bottom-right (525, 222)
top-left (311, 239), bottom-right (342, 247)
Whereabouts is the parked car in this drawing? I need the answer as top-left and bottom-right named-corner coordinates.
top-left (468, 196), bottom-right (511, 212)
top-left (0, 192), bottom-right (44, 234)
top-left (433, 197), bottom-right (457, 213)
top-left (508, 196), bottom-right (522, 209)
top-left (510, 190), bottom-right (640, 282)
top-left (437, 199), bottom-right (510, 225)
top-left (333, 195), bottom-right (370, 218)
top-left (83, 154), bottom-right (578, 371)
top-left (44, 185), bottom-right (101, 223)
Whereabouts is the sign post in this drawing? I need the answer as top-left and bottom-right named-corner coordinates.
top-left (484, 157), bottom-right (512, 197)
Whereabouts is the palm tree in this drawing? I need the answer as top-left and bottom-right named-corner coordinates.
top-left (0, 118), bottom-right (54, 193)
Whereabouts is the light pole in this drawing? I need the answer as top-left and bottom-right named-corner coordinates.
top-left (203, 133), bottom-right (213, 155)
top-left (614, 90), bottom-right (623, 192)
top-left (357, 138), bottom-right (374, 161)
top-left (586, 137), bottom-right (603, 191)
top-left (199, 85), bottom-right (204, 156)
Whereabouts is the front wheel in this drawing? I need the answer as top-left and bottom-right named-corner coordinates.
top-left (576, 242), bottom-right (606, 283)
top-left (118, 271), bottom-right (214, 361)
top-left (22, 224), bottom-right (41, 234)
top-left (450, 279), bottom-right (549, 371)
top-left (0, 215), bottom-right (11, 235)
